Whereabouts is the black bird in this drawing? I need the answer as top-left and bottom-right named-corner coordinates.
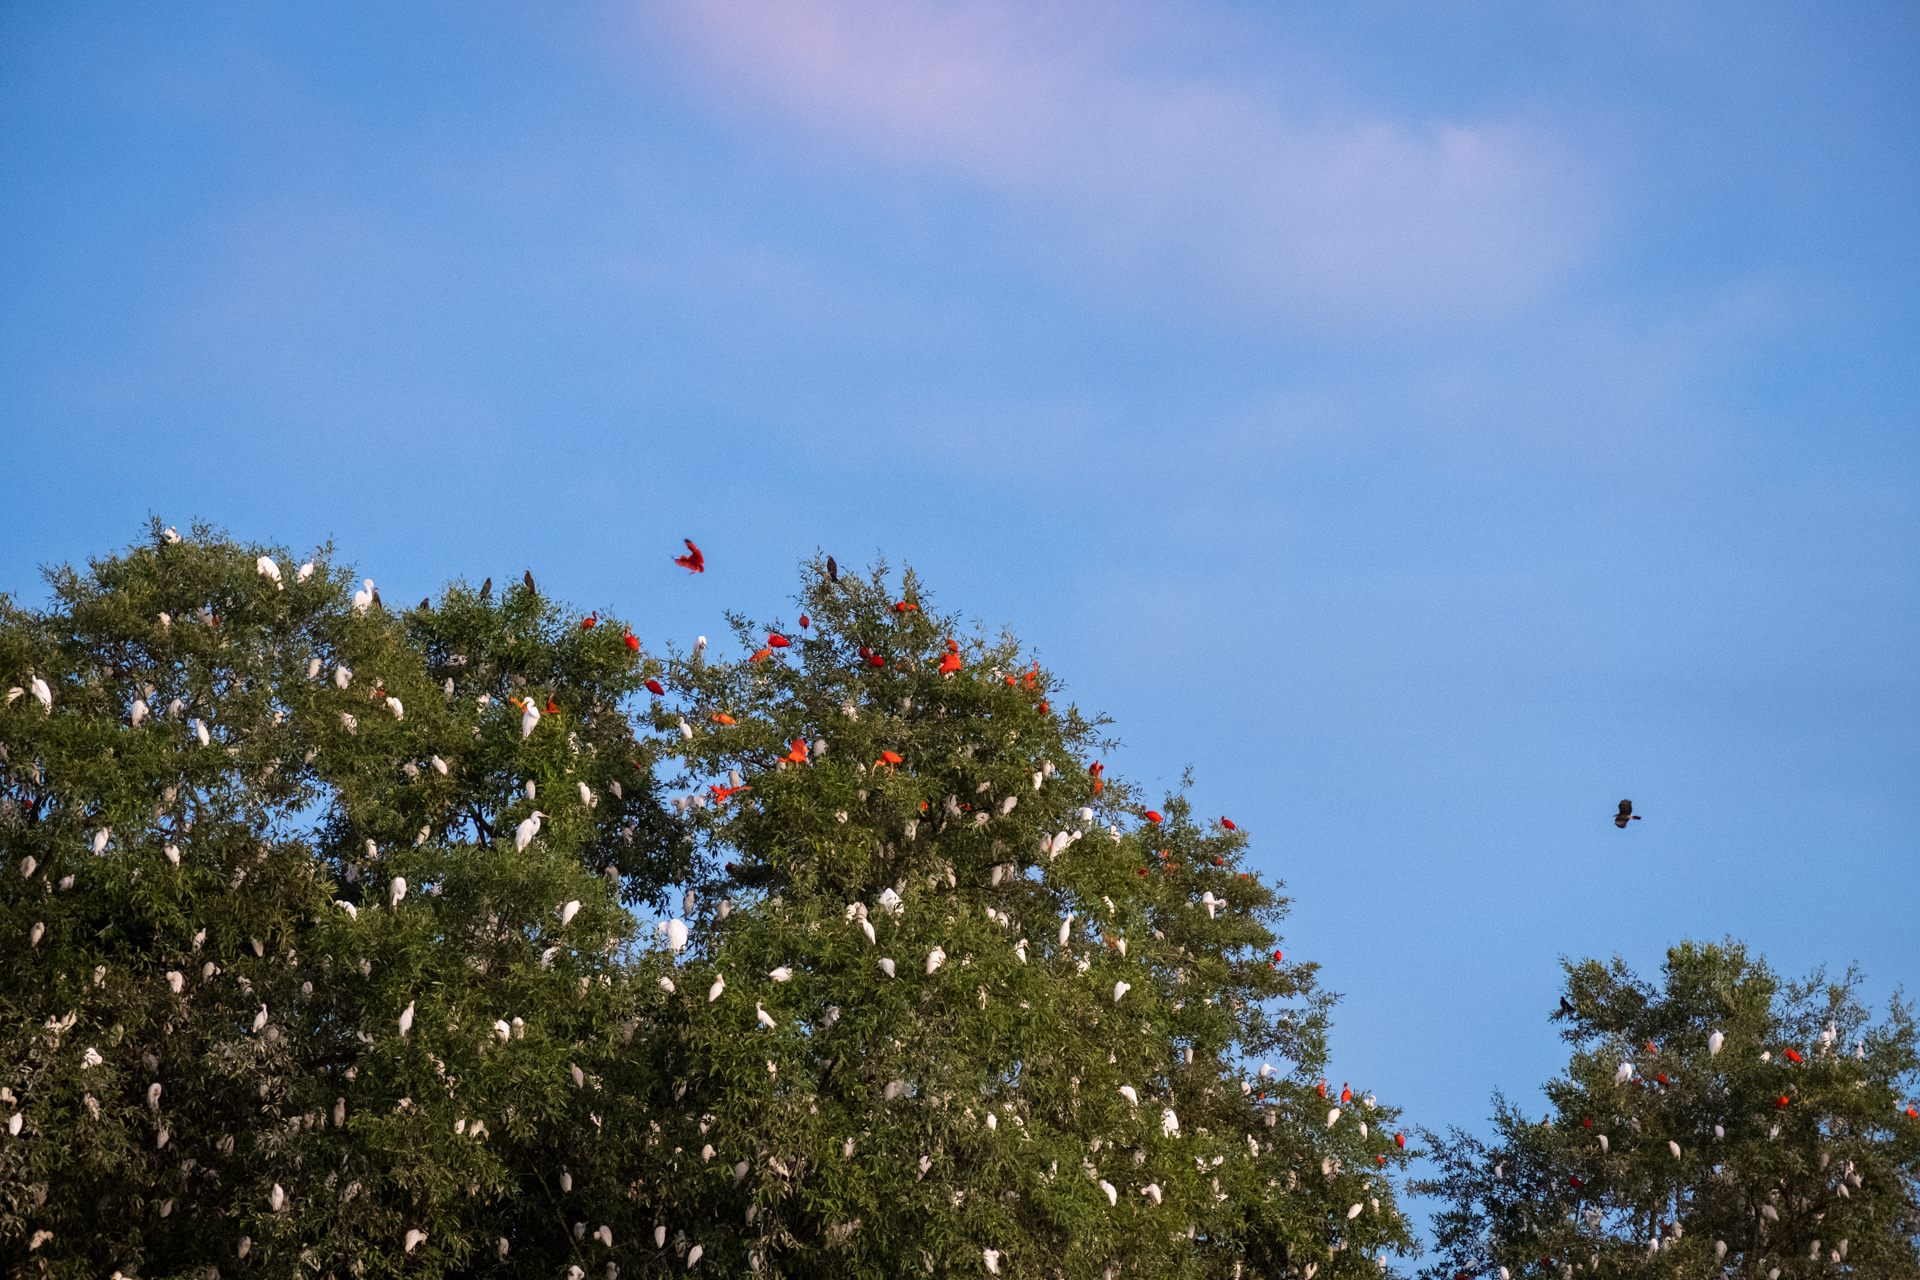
top-left (1615, 799), bottom-right (1642, 829)
top-left (1559, 996), bottom-right (1577, 1016)
top-left (418, 597), bottom-right (429, 611)
top-left (371, 587), bottom-right (383, 611)
top-left (479, 577), bottom-right (492, 600)
top-left (524, 570), bottom-right (537, 595)
top-left (826, 555), bottom-right (838, 583)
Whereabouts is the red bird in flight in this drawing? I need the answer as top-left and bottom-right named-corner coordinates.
top-left (673, 540), bottom-right (705, 573)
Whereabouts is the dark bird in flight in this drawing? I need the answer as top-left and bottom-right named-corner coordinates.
top-left (524, 570), bottom-right (537, 595)
top-left (1615, 799), bottom-right (1642, 829)
top-left (479, 577), bottom-right (492, 600)
top-left (673, 540), bottom-right (705, 573)
top-left (826, 555), bottom-right (838, 583)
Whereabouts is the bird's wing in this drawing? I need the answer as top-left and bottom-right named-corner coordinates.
top-left (1618, 799), bottom-right (1633, 816)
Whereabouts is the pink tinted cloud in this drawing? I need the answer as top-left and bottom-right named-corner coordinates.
top-left (647, 0), bottom-right (1601, 326)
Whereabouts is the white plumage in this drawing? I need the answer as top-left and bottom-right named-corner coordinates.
top-left (29, 677), bottom-right (51, 711)
top-left (1100, 1179), bottom-right (1117, 1206)
top-left (520, 699), bottom-right (541, 740)
top-left (666, 919), bottom-right (689, 952)
top-left (686, 1244), bottom-right (703, 1269)
top-left (195, 719), bottom-right (211, 747)
top-left (1708, 1030), bottom-right (1725, 1056)
top-left (1615, 1062), bottom-right (1633, 1084)
top-left (297, 561), bottom-right (314, 582)
top-left (131, 698), bottom-right (148, 726)
top-left (337, 900), bottom-right (358, 920)
top-left (1599, 1134), bottom-right (1609, 1153)
top-left (165, 845), bottom-right (180, 864)
top-left (927, 947), bottom-right (947, 975)
top-left (1118, 1085), bottom-right (1138, 1106)
top-left (560, 900), bottom-right (581, 926)
top-left (257, 557), bottom-right (282, 587)
top-left (431, 755), bottom-right (448, 775)
top-left (386, 696), bottom-right (404, 720)
top-left (166, 970), bottom-right (183, 992)
top-left (352, 581), bottom-right (374, 614)
top-left (1669, 1140), bottom-right (1681, 1159)
top-left (770, 966), bottom-right (793, 982)
top-left (879, 957), bottom-right (896, 979)
top-left (390, 877), bottom-right (407, 907)
top-left (92, 829), bottom-right (110, 854)
top-left (253, 1005), bottom-right (269, 1032)
top-left (1327, 1108), bottom-right (1341, 1128)
top-left (270, 1183), bottom-right (285, 1211)
top-left (709, 975), bottom-right (726, 1002)
top-left (494, 1020), bottom-right (511, 1042)
top-left (578, 782), bottom-right (592, 807)
top-left (1144, 1183), bottom-right (1163, 1205)
top-left (983, 1249), bottom-right (1002, 1275)
top-left (399, 1001), bottom-right (415, 1037)
top-left (1346, 1203), bottom-right (1362, 1220)
top-left (1161, 1108), bottom-right (1180, 1137)
top-left (1113, 981), bottom-right (1130, 1003)
top-left (658, 977), bottom-right (675, 994)
top-left (861, 919), bottom-right (876, 945)
top-left (1059, 913), bottom-right (1074, 946)
top-left (404, 1229), bottom-right (426, 1254)
top-left (756, 1002), bottom-right (776, 1030)
top-left (515, 812), bottom-right (546, 851)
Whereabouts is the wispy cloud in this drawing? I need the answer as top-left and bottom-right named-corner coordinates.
top-left (645, 0), bottom-right (1604, 328)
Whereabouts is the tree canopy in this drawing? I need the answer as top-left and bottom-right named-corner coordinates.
top-left (1, 526), bottom-right (1418, 1280)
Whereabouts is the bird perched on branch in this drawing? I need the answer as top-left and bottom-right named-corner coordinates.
top-left (826, 556), bottom-right (838, 583)
top-left (673, 540), bottom-right (705, 573)
top-left (1614, 800), bottom-right (1642, 829)
top-left (479, 577), bottom-right (491, 600)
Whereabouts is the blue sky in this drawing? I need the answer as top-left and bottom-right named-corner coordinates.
top-left (4, 0), bottom-right (1916, 1233)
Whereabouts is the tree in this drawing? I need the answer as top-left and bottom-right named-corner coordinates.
top-left (2, 526), bottom-right (1419, 1278)
top-left (1415, 939), bottom-right (1920, 1279)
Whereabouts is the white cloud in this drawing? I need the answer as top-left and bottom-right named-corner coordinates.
top-left (646, 0), bottom-right (1603, 327)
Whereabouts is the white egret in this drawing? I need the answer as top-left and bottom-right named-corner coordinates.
top-left (29, 677), bottom-right (51, 711)
top-left (297, 561), bottom-right (314, 582)
top-left (1100, 1180), bottom-right (1117, 1206)
top-left (1709, 1030), bottom-right (1725, 1056)
top-left (352, 581), bottom-right (374, 615)
top-left (399, 1001), bottom-right (415, 1037)
top-left (92, 829), bottom-right (110, 854)
top-left (390, 877), bottom-right (407, 907)
top-left (1118, 1085), bottom-right (1138, 1106)
top-left (756, 1002), bottom-right (776, 1030)
top-left (515, 812), bottom-right (547, 851)
top-left (560, 900), bottom-right (582, 926)
top-left (666, 920), bottom-right (688, 952)
top-left (770, 966), bottom-right (793, 982)
top-left (927, 947), bottom-right (946, 975)
top-left (131, 699), bottom-right (148, 726)
top-left (1113, 981), bottom-right (1130, 1003)
top-left (708, 975), bottom-right (726, 1002)
top-left (256, 558), bottom-right (282, 588)
top-left (879, 958), bottom-right (896, 979)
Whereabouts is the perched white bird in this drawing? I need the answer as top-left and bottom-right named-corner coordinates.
top-left (270, 1183), bottom-right (286, 1211)
top-left (194, 719), bottom-right (211, 747)
top-left (1059, 914), bottom-right (1074, 945)
top-left (131, 698), bottom-right (148, 726)
top-left (686, 1244), bottom-right (703, 1269)
top-left (577, 781), bottom-right (593, 808)
top-left (297, 561), bottom-right (314, 582)
top-left (983, 1250), bottom-right (1002, 1276)
top-left (29, 677), bottom-right (52, 711)
top-left (1708, 1030), bottom-right (1725, 1057)
top-left (1144, 1183), bottom-right (1163, 1205)
top-left (161, 525), bottom-right (180, 544)
top-left (655, 1226), bottom-right (668, 1248)
top-left (658, 976), bottom-right (675, 994)
top-left (92, 829), bottom-right (110, 854)
top-left (1161, 1108), bottom-right (1180, 1137)
top-left (1327, 1108), bottom-right (1341, 1127)
top-left (431, 755), bottom-right (448, 775)
top-left (1346, 1203), bottom-right (1363, 1220)
top-left (7, 1114), bottom-right (20, 1136)
top-left (1669, 1140), bottom-right (1681, 1159)
top-left (770, 966), bottom-right (793, 982)
top-left (386, 697), bottom-right (404, 720)
top-left (520, 699), bottom-right (541, 740)
top-left (1113, 981), bottom-right (1130, 1003)
top-left (709, 975), bottom-right (726, 1003)
top-left (335, 665), bottom-right (353, 689)
top-left (257, 557), bottom-right (282, 588)
top-left (515, 812), bottom-right (546, 851)
top-left (666, 920), bottom-right (689, 952)
top-left (404, 1229), bottom-right (426, 1254)
top-left (879, 958), bottom-right (896, 979)
top-left (756, 1002), bottom-right (776, 1030)
top-left (1714, 1124), bottom-right (1724, 1139)
top-left (1599, 1134), bottom-right (1609, 1153)
top-left (861, 919), bottom-right (876, 945)
top-left (390, 877), bottom-right (407, 907)
top-left (927, 947), bottom-right (946, 975)
top-left (877, 888), bottom-right (902, 916)
top-left (336, 900), bottom-right (358, 920)
top-left (570, 1063), bottom-right (586, 1087)
top-left (164, 845), bottom-right (180, 865)
top-left (352, 581), bottom-right (374, 615)
top-left (1100, 1180), bottom-right (1117, 1206)
top-left (81, 1046), bottom-right (104, 1069)
top-left (494, 1020), bottom-right (511, 1042)
top-left (560, 900), bottom-right (582, 926)
top-left (1615, 1062), bottom-right (1634, 1084)
top-left (1118, 1085), bottom-right (1139, 1107)
top-left (399, 1001), bottom-right (415, 1037)
top-left (252, 1005), bottom-right (269, 1032)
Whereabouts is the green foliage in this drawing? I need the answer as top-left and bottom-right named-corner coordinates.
top-left (1414, 940), bottom-right (1920, 1279)
top-left (0, 530), bottom-right (1417, 1279)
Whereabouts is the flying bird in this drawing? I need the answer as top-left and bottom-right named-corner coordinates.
top-left (1614, 800), bottom-right (1642, 828)
top-left (673, 540), bottom-right (705, 573)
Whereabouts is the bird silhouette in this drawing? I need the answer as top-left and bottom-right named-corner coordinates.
top-left (673, 540), bottom-right (705, 573)
top-left (524, 570), bottom-right (537, 595)
top-left (370, 587), bottom-right (383, 610)
top-left (1560, 996), bottom-right (1577, 1016)
top-left (479, 577), bottom-right (491, 600)
top-left (826, 555), bottom-right (838, 583)
top-left (1614, 799), bottom-right (1642, 828)
top-left (418, 597), bottom-right (429, 611)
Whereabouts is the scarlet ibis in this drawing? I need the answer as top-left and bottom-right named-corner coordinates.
top-left (625, 632), bottom-right (639, 650)
top-left (646, 680), bottom-right (665, 696)
top-left (1145, 811), bottom-right (1162, 824)
top-left (581, 613), bottom-right (597, 629)
top-left (674, 540), bottom-right (705, 573)
top-left (1615, 800), bottom-right (1641, 828)
top-left (768, 634), bottom-right (789, 648)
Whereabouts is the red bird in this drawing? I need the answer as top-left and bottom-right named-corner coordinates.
top-left (876, 750), bottom-right (903, 774)
top-left (799, 615), bottom-right (810, 628)
top-left (1582, 1118), bottom-right (1592, 1128)
top-left (624, 633), bottom-right (639, 651)
top-left (782, 739), bottom-right (810, 764)
top-left (1221, 817), bottom-right (1236, 830)
top-left (545, 698), bottom-right (559, 714)
top-left (1614, 799), bottom-right (1642, 828)
top-left (867, 654), bottom-right (885, 668)
top-left (768, 634), bottom-right (789, 648)
top-left (1317, 1079), bottom-right (1327, 1099)
top-left (1039, 701), bottom-right (1049, 714)
top-left (1341, 1083), bottom-right (1352, 1104)
top-left (709, 783), bottom-right (753, 804)
top-left (1273, 950), bottom-right (1283, 962)
top-left (580, 612), bottom-right (597, 629)
top-left (939, 652), bottom-right (962, 674)
top-left (1145, 811), bottom-right (1162, 824)
top-left (893, 601), bottom-right (916, 613)
top-left (1395, 1132), bottom-right (1405, 1149)
top-left (749, 648), bottom-right (773, 664)
top-left (644, 679), bottom-right (665, 696)
top-left (673, 540), bottom-right (705, 573)
top-left (1784, 1049), bottom-right (1803, 1064)
top-left (1776, 1095), bottom-right (1791, 1109)
top-left (1090, 761), bottom-right (1104, 795)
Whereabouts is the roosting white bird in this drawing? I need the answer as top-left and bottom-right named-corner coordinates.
top-left (1709, 1030), bottom-right (1725, 1056)
top-left (386, 697), bottom-right (404, 720)
top-left (519, 698), bottom-right (541, 740)
top-left (92, 829), bottom-right (110, 854)
top-left (336, 900), bottom-right (358, 920)
top-left (1113, 981), bottom-right (1130, 1003)
top-left (1118, 1085), bottom-right (1139, 1106)
top-left (253, 1006), bottom-right (269, 1032)
top-left (131, 699), bottom-right (148, 726)
top-left (1059, 913), bottom-right (1074, 946)
top-left (194, 719), bottom-right (211, 747)
top-left (879, 958), bottom-right (896, 979)
top-left (334, 665), bottom-right (352, 689)
top-left (686, 1244), bottom-right (703, 1269)
top-left (257, 558), bottom-right (282, 588)
top-left (770, 967), bottom-right (793, 982)
top-left (29, 677), bottom-right (51, 711)
top-left (666, 919), bottom-right (689, 952)
top-left (297, 561), bottom-right (314, 582)
top-left (708, 975), bottom-right (726, 1003)
top-left (399, 1001), bottom-right (415, 1037)
top-left (927, 947), bottom-right (946, 975)
top-left (756, 1002), bottom-right (776, 1030)
top-left (1100, 1180), bottom-right (1117, 1206)
top-left (404, 1229), bottom-right (426, 1254)
top-left (390, 877), bottom-right (407, 907)
top-left (560, 900), bottom-right (581, 926)
top-left (578, 782), bottom-right (592, 807)
top-left (1615, 1062), bottom-right (1633, 1084)
top-left (515, 812), bottom-right (546, 852)
top-left (352, 581), bottom-right (374, 614)
top-left (431, 755), bottom-right (448, 775)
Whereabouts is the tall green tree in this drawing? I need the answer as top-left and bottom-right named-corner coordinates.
top-left (2, 527), bottom-right (1420, 1279)
top-left (1414, 940), bottom-right (1920, 1279)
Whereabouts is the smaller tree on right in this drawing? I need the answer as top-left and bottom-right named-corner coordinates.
top-left (1415, 939), bottom-right (1920, 1279)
